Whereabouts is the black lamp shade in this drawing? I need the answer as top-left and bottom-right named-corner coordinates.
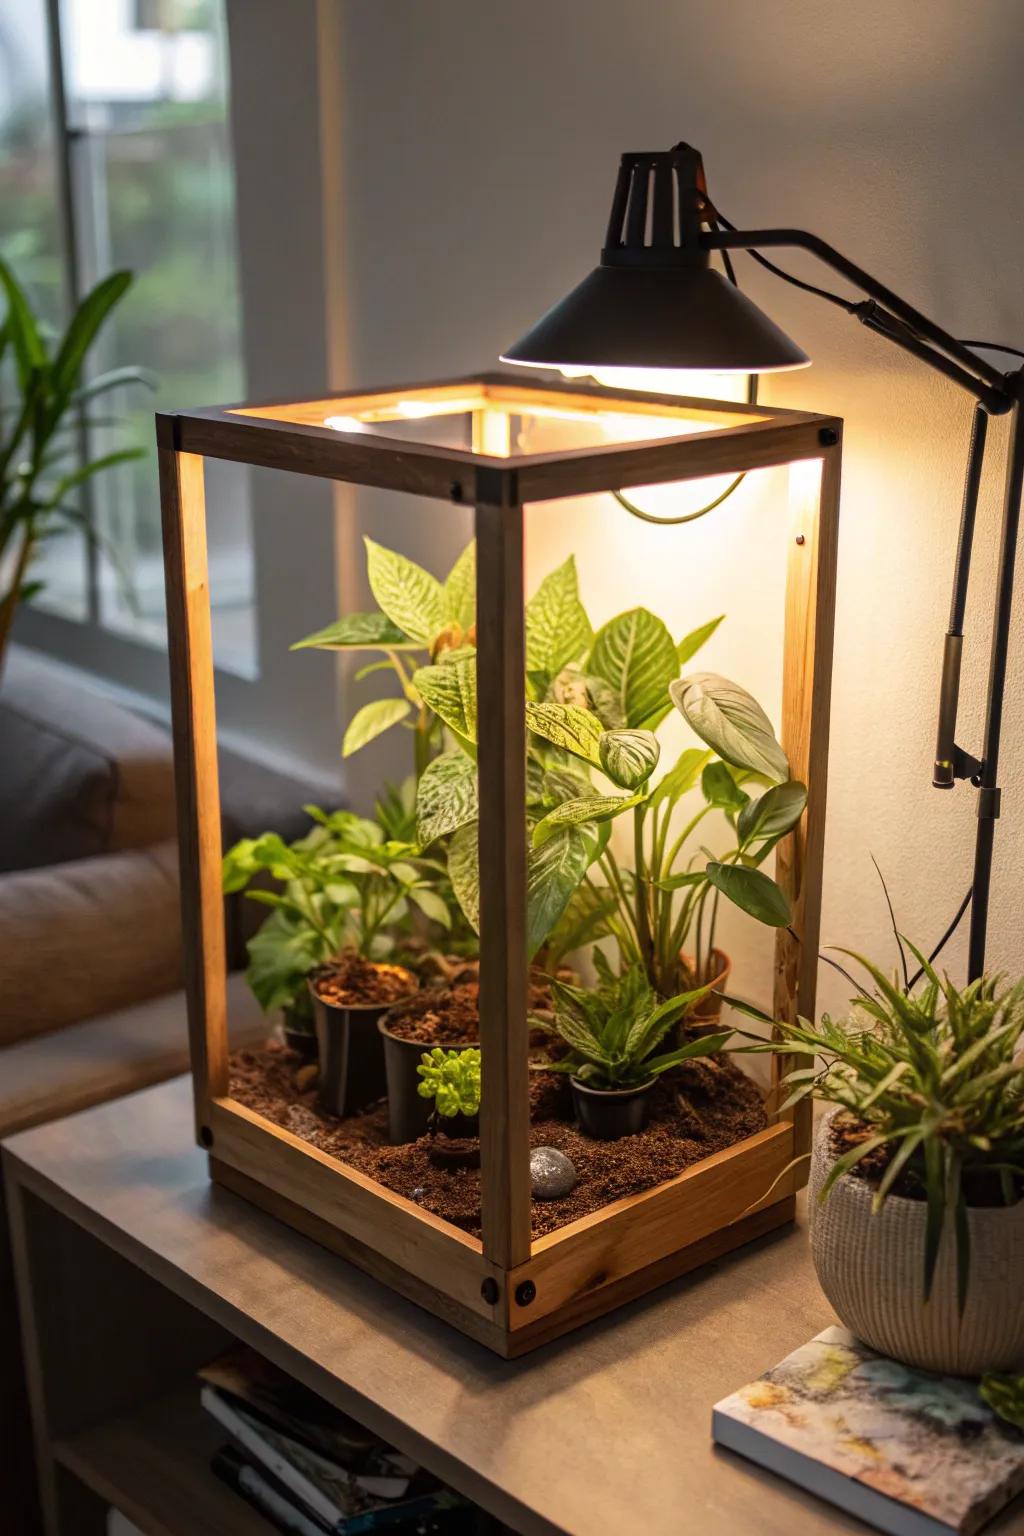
top-left (501, 144), bottom-right (809, 376)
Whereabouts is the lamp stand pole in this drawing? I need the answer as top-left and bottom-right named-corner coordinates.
top-left (703, 224), bottom-right (1021, 981)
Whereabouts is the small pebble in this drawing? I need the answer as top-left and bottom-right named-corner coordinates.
top-left (294, 1063), bottom-right (319, 1093)
top-left (411, 1186), bottom-right (426, 1202)
top-left (530, 1146), bottom-right (577, 1200)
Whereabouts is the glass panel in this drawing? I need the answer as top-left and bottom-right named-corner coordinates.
top-left (60, 0), bottom-right (255, 673)
top-left (0, 0), bottom-right (89, 619)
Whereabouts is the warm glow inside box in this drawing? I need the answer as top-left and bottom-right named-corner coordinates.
top-left (158, 372), bottom-right (842, 1355)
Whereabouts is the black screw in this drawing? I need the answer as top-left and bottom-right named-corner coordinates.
top-left (514, 1280), bottom-right (536, 1308)
top-left (449, 480), bottom-right (464, 503)
top-left (818, 427), bottom-right (839, 447)
top-left (795, 534), bottom-right (806, 546)
top-left (480, 1277), bottom-right (500, 1305)
top-left (199, 1125), bottom-right (214, 1149)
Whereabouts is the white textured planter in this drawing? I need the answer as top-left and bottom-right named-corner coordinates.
top-left (809, 1109), bottom-right (1024, 1376)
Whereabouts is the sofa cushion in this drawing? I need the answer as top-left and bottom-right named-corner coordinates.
top-left (0, 971), bottom-right (269, 1139)
top-left (0, 647), bottom-right (176, 873)
top-left (0, 840), bottom-right (185, 1044)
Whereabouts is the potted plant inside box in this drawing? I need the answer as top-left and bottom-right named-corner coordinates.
top-left (535, 965), bottom-right (730, 1139)
top-left (223, 804), bottom-right (454, 1115)
top-left (733, 946), bottom-right (1024, 1375)
top-left (415, 1046), bottom-right (482, 1167)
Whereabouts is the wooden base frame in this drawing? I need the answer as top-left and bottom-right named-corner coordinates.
top-left (160, 372), bottom-right (841, 1357)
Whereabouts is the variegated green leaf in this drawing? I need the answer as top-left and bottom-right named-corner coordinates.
top-left (442, 540), bottom-right (475, 629)
top-left (416, 751), bottom-right (478, 845)
top-left (547, 666), bottom-right (625, 729)
top-left (364, 536), bottom-right (444, 645)
top-left (599, 728), bottom-right (660, 789)
top-left (532, 791), bottom-right (644, 848)
top-left (291, 611), bottom-right (419, 652)
top-left (671, 672), bottom-right (789, 783)
top-left (589, 606), bottom-right (679, 729)
top-left (341, 697), bottom-right (411, 757)
top-left (527, 824), bottom-right (594, 958)
top-left (525, 700), bottom-right (603, 767)
top-left (413, 657), bottom-right (477, 744)
top-left (448, 821), bottom-right (480, 932)
top-left (525, 556), bottom-right (592, 679)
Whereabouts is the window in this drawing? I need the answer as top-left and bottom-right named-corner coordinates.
top-left (0, 0), bottom-right (256, 679)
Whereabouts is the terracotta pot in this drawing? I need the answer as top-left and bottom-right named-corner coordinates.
top-left (309, 965), bottom-right (416, 1119)
top-left (378, 1014), bottom-right (477, 1145)
top-left (810, 1109), bottom-right (1024, 1376)
top-left (679, 947), bottom-right (731, 1034)
top-left (570, 1076), bottom-right (655, 1140)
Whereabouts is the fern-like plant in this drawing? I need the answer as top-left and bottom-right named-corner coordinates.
top-left (733, 947), bottom-right (1024, 1307)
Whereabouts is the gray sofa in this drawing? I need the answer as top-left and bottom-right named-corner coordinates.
top-left (0, 644), bottom-right (322, 1534)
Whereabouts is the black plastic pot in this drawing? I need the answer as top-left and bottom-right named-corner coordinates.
top-left (310, 970), bottom-right (415, 1119)
top-left (378, 1015), bottom-right (477, 1144)
top-left (570, 1076), bottom-right (657, 1140)
top-left (282, 1003), bottom-right (318, 1062)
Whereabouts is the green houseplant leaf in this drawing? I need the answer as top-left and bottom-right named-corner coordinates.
top-left (525, 555), bottom-right (592, 680)
top-left (442, 540), bottom-right (476, 629)
top-left (738, 781), bottom-right (808, 856)
top-left (291, 612), bottom-right (419, 652)
top-left (648, 746), bottom-right (713, 812)
top-left (701, 760), bottom-right (750, 815)
top-left (342, 697), bottom-right (411, 757)
top-left (526, 824), bottom-right (594, 958)
top-left (705, 862), bottom-right (792, 926)
top-left (670, 672), bottom-right (790, 783)
top-left (599, 728), bottom-right (660, 789)
top-left (413, 656), bottom-right (477, 746)
top-left (589, 606), bottom-right (679, 729)
top-left (364, 536), bottom-right (444, 645)
top-left (447, 821), bottom-right (481, 932)
top-left (531, 791), bottom-right (645, 848)
top-left (525, 700), bottom-right (603, 768)
top-left (416, 750), bottom-right (478, 845)
top-left (677, 614), bottom-right (724, 666)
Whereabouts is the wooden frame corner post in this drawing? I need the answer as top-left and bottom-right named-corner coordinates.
top-left (158, 417), bottom-right (228, 1141)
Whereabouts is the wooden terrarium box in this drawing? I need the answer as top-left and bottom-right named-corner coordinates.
top-left (159, 371), bottom-right (841, 1357)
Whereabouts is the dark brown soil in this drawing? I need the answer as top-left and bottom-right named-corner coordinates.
top-left (829, 1112), bottom-right (1023, 1207)
top-left (311, 952), bottom-right (417, 1009)
top-left (385, 976), bottom-right (558, 1045)
top-left (228, 1039), bottom-right (768, 1238)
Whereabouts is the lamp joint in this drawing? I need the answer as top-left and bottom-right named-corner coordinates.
top-left (977, 786), bottom-right (1002, 821)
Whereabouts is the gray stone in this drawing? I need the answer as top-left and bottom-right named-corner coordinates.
top-left (530, 1146), bottom-right (577, 1201)
top-left (411, 1186), bottom-right (426, 1202)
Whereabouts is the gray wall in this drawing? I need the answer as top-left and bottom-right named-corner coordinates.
top-left (323, 0), bottom-right (1024, 1002)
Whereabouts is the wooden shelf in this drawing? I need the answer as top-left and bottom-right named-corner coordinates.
top-left (52, 1384), bottom-right (275, 1536)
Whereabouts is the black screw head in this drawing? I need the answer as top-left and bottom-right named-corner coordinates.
top-left (514, 1280), bottom-right (537, 1308)
top-left (449, 480), bottom-right (464, 502)
top-left (199, 1125), bottom-right (214, 1149)
top-left (818, 427), bottom-right (839, 447)
top-left (480, 1277), bottom-right (500, 1306)
top-left (795, 533), bottom-right (806, 546)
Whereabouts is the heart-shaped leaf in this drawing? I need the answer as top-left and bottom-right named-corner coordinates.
top-left (291, 611), bottom-right (421, 652)
top-left (341, 697), bottom-right (411, 757)
top-left (525, 700), bottom-right (603, 767)
top-left (365, 536), bottom-right (444, 645)
top-left (416, 751), bottom-right (479, 845)
top-left (589, 606), bottom-right (679, 729)
top-left (525, 556), bottom-right (592, 681)
top-left (413, 657), bottom-right (477, 745)
top-left (670, 672), bottom-right (789, 783)
top-left (738, 781), bottom-right (808, 856)
top-left (599, 728), bottom-right (660, 789)
top-left (705, 861), bottom-right (791, 926)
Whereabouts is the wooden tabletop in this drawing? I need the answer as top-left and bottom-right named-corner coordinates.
top-left (5, 1077), bottom-right (1020, 1536)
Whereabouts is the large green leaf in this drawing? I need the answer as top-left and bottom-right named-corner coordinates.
top-left (589, 607), bottom-right (679, 729)
top-left (525, 556), bottom-right (592, 680)
top-left (648, 746), bottom-right (713, 811)
top-left (701, 760), bottom-right (749, 815)
top-left (0, 255), bottom-right (46, 389)
top-left (341, 697), bottom-right (411, 757)
top-left (364, 536), bottom-right (444, 645)
top-left (448, 821), bottom-right (480, 932)
top-left (525, 700), bottom-right (603, 767)
top-left (413, 657), bottom-right (477, 744)
top-left (527, 825), bottom-right (594, 958)
top-left (677, 614), bottom-right (724, 666)
top-left (442, 540), bottom-right (476, 629)
top-left (670, 672), bottom-right (789, 783)
top-left (291, 611), bottom-right (420, 652)
top-left (705, 861), bottom-right (791, 926)
top-left (53, 270), bottom-right (132, 400)
top-left (532, 791), bottom-right (644, 848)
top-left (416, 751), bottom-right (478, 845)
top-left (738, 781), bottom-right (808, 857)
top-left (600, 728), bottom-right (659, 790)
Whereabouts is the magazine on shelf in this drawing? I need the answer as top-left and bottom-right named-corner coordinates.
top-left (712, 1326), bottom-right (1024, 1536)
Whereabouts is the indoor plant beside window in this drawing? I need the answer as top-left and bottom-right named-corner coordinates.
top-left (735, 949), bottom-right (1024, 1374)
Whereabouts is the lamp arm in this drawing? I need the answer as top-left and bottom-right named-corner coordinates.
top-left (702, 227), bottom-right (1012, 411)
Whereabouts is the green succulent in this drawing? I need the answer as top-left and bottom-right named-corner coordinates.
top-left (980, 1374), bottom-right (1024, 1433)
top-left (416, 1047), bottom-right (482, 1119)
top-left (538, 965), bottom-right (730, 1091)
